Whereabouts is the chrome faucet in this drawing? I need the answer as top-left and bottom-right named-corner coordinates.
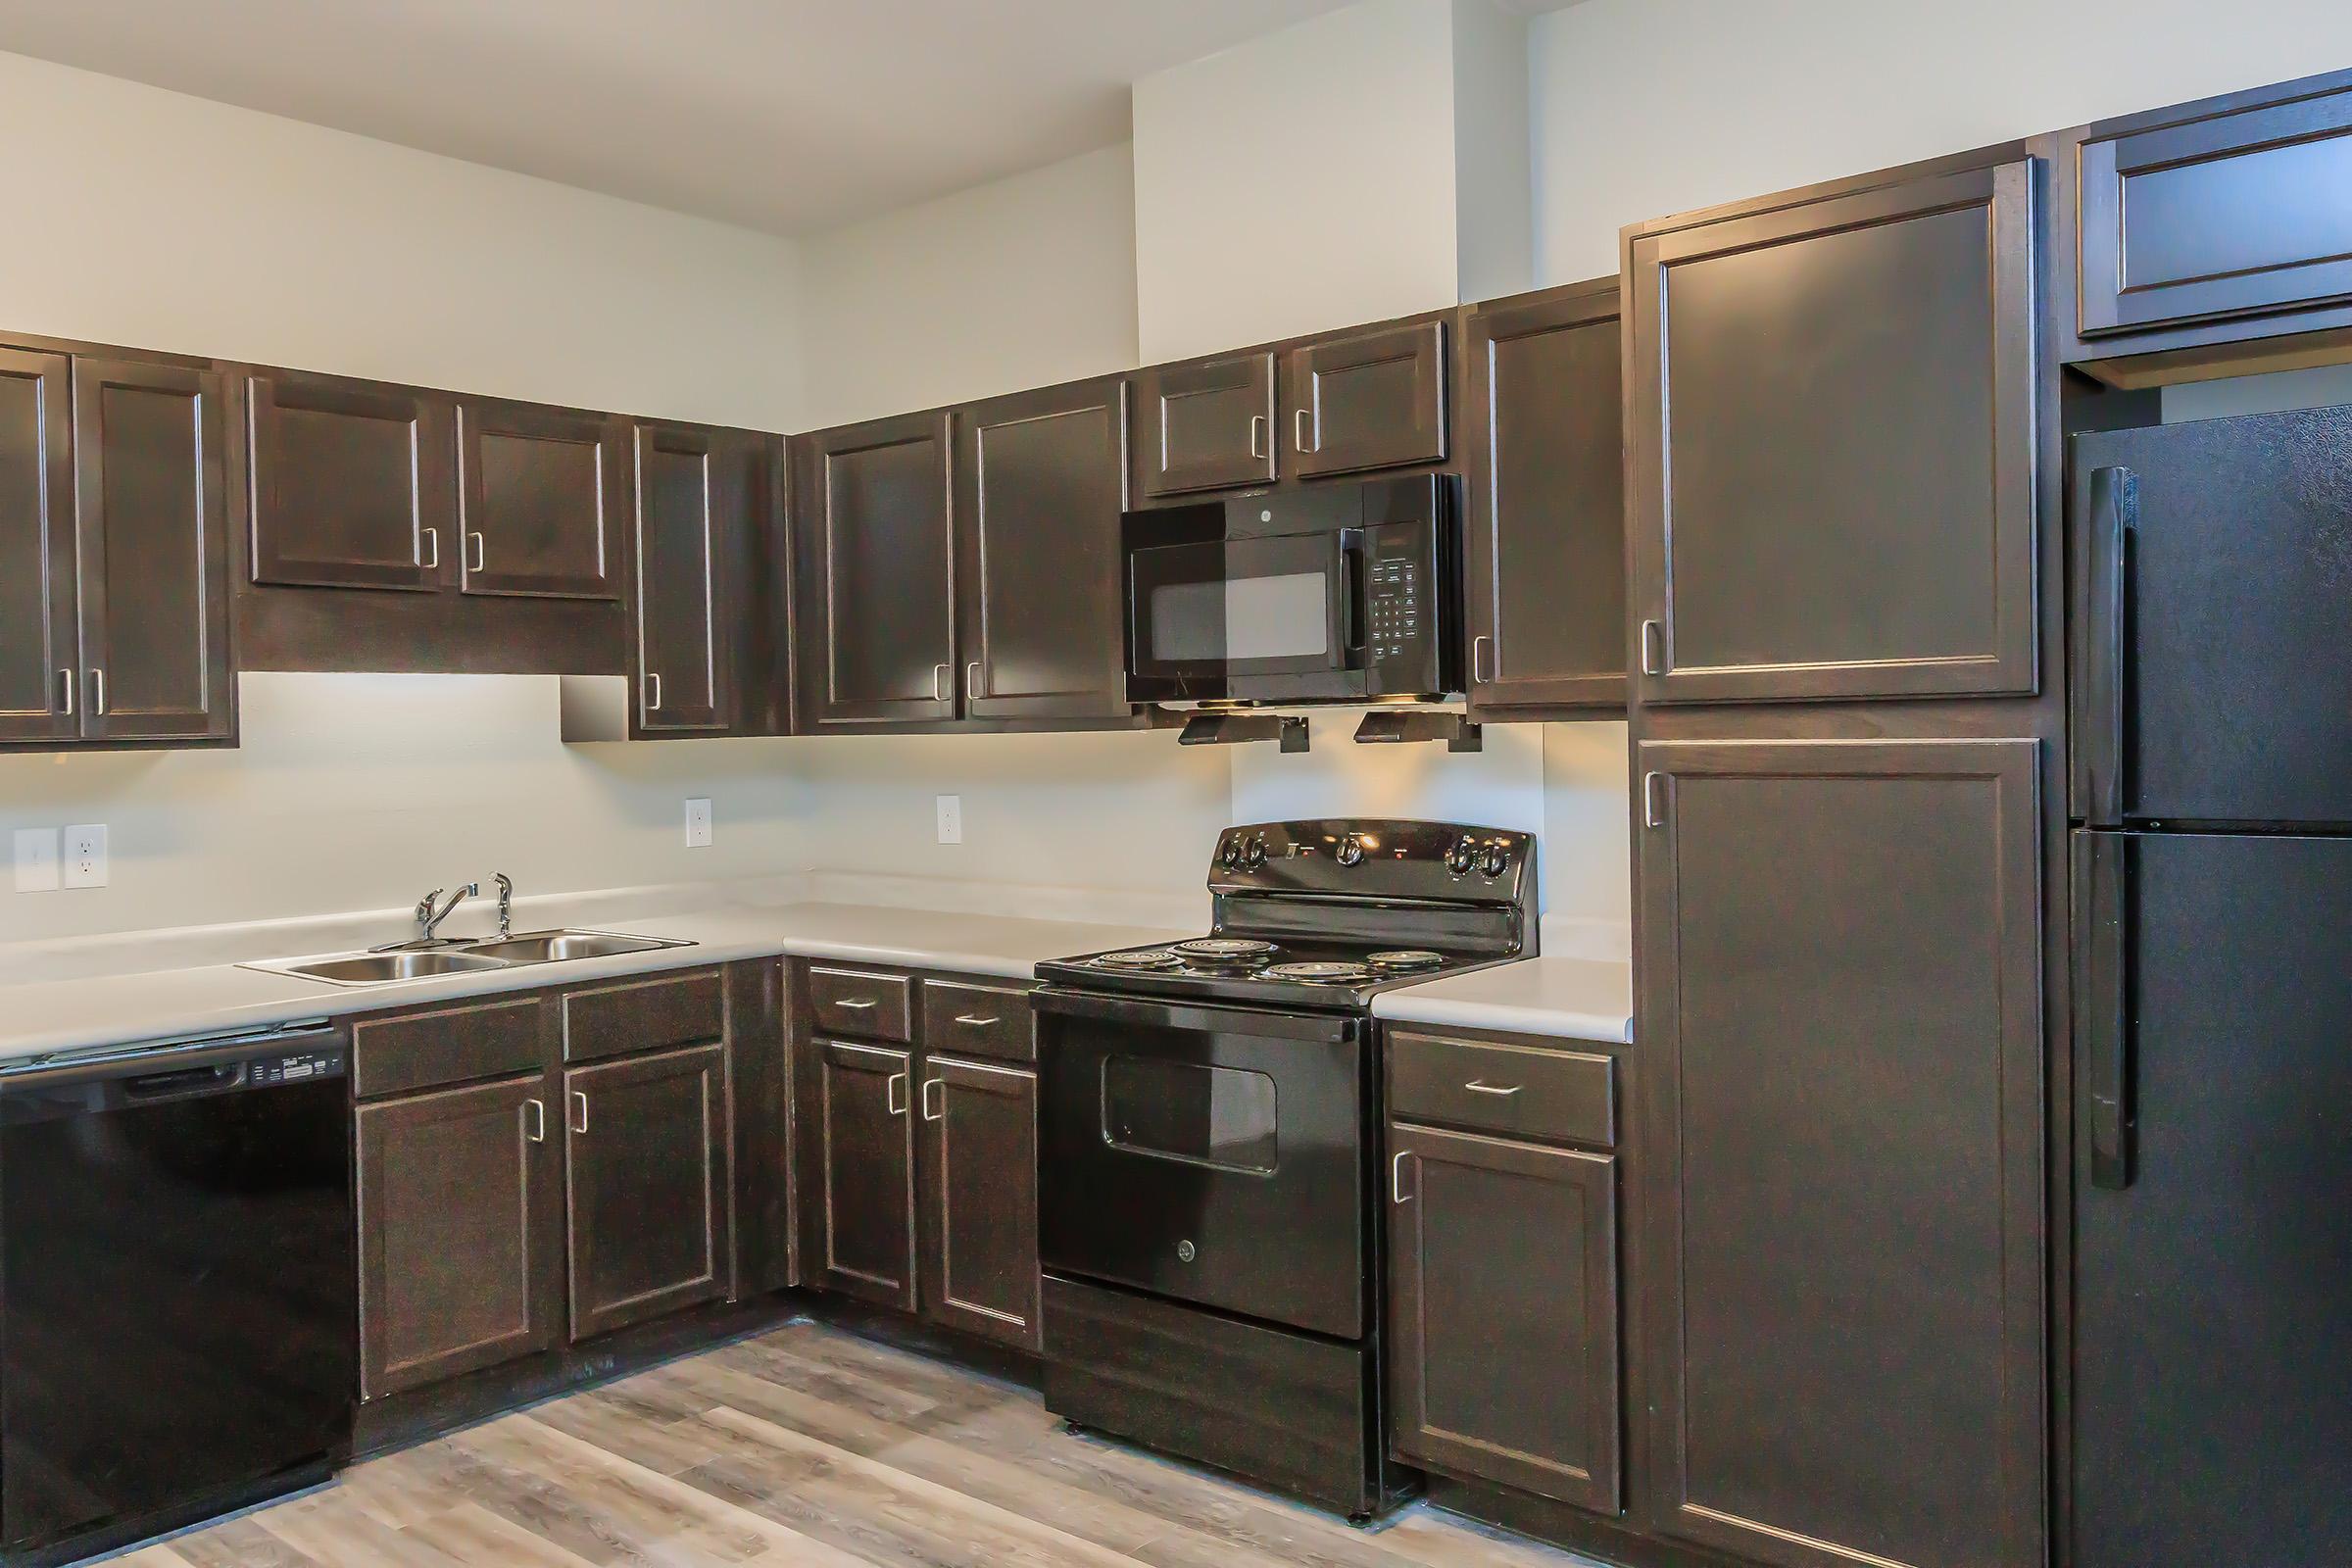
top-left (413, 883), bottom-right (479, 945)
top-left (494, 872), bottom-right (514, 940)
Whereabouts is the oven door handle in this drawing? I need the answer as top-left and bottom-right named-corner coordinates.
top-left (1031, 987), bottom-right (1363, 1046)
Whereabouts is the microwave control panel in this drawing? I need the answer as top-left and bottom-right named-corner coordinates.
top-left (1362, 519), bottom-right (1452, 696)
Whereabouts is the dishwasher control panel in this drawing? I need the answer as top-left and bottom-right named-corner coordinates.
top-left (247, 1051), bottom-right (347, 1087)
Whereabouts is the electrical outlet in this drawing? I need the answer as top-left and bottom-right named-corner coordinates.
top-left (62, 824), bottom-right (108, 889)
top-left (935, 795), bottom-right (963, 845)
top-left (13, 829), bottom-right (59, 894)
top-left (684, 798), bottom-right (713, 849)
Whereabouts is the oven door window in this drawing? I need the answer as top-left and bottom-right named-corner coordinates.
top-left (1102, 1056), bottom-right (1278, 1175)
top-left (1128, 531), bottom-right (1354, 685)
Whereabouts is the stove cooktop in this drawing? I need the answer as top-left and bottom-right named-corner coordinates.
top-left (1034, 935), bottom-right (1516, 1010)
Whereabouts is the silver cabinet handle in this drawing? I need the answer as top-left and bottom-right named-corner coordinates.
top-left (522, 1098), bottom-right (546, 1145)
top-left (965, 661), bottom-right (982, 703)
top-left (1463, 1080), bottom-right (1521, 1097)
top-left (1392, 1151), bottom-right (1414, 1204)
top-left (921, 1078), bottom-right (944, 1122)
top-left (420, 526), bottom-right (439, 570)
top-left (1248, 414), bottom-right (1267, 461)
top-left (57, 668), bottom-right (73, 717)
top-left (886, 1072), bottom-right (908, 1116)
top-left (643, 671), bottom-right (662, 712)
top-left (1643, 770), bottom-right (1668, 830)
top-left (953, 1014), bottom-right (999, 1028)
top-left (466, 531), bottom-right (487, 573)
top-left (1640, 617), bottom-right (1666, 676)
top-left (1471, 634), bottom-right (1494, 684)
top-left (1295, 407), bottom-right (1315, 454)
top-left (568, 1091), bottom-right (588, 1135)
top-left (87, 668), bottom-right (106, 716)
top-left (833, 997), bottom-right (878, 1010)
top-left (932, 662), bottom-right (951, 702)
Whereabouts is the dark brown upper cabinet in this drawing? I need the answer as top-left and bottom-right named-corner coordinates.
top-left (246, 369), bottom-right (453, 593)
top-left (458, 399), bottom-right (625, 601)
top-left (1286, 319), bottom-right (1447, 479)
top-left (1627, 157), bottom-right (2039, 706)
top-left (73, 356), bottom-right (236, 745)
top-left (0, 347), bottom-right (78, 746)
top-left (2063, 67), bottom-right (2352, 377)
top-left (955, 376), bottom-right (1131, 721)
top-left (794, 411), bottom-right (957, 728)
top-left (1634, 735), bottom-right (2044, 1568)
top-left (564, 1040), bottom-right (731, 1342)
top-left (631, 421), bottom-right (782, 735)
top-left (1136, 351), bottom-right (1276, 497)
top-left (1461, 281), bottom-right (1625, 718)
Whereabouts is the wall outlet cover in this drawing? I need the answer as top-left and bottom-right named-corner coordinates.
top-left (935, 795), bottom-right (963, 845)
top-left (63, 824), bottom-right (108, 889)
top-left (13, 829), bottom-right (60, 894)
top-left (684, 798), bottom-right (713, 849)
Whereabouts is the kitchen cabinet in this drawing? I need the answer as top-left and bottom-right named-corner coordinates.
top-left (246, 369), bottom-right (453, 593)
top-left (1135, 352), bottom-right (1276, 497)
top-left (356, 1071), bottom-right (561, 1399)
top-left (0, 347), bottom-right (76, 746)
top-left (808, 1038), bottom-right (918, 1309)
top-left (1461, 281), bottom-right (1625, 716)
top-left (1634, 736), bottom-right (2044, 1568)
top-left (630, 421), bottom-right (783, 736)
top-left (457, 399), bottom-right (625, 601)
top-left (793, 411), bottom-right (956, 728)
top-left (1626, 157), bottom-right (2038, 705)
top-left (1285, 319), bottom-right (1447, 480)
top-left (1388, 1121), bottom-right (1619, 1515)
top-left (917, 1054), bottom-right (1040, 1351)
top-left (956, 377), bottom-right (1131, 720)
top-left (564, 1040), bottom-right (730, 1341)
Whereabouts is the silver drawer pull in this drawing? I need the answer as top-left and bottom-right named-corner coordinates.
top-left (1464, 1080), bottom-right (1521, 1096)
top-left (887, 1073), bottom-right (908, 1116)
top-left (953, 1013), bottom-right (1000, 1027)
top-left (833, 997), bottom-right (878, 1010)
top-left (921, 1078), bottom-right (944, 1122)
top-left (521, 1098), bottom-right (546, 1145)
top-left (1392, 1151), bottom-right (1414, 1203)
top-left (568, 1091), bottom-right (588, 1135)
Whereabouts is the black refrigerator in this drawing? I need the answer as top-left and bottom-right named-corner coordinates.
top-left (2068, 406), bottom-right (2352, 1568)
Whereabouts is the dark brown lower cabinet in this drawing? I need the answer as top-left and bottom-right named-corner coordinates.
top-left (810, 1038), bottom-right (917, 1309)
top-left (1388, 1122), bottom-right (1620, 1515)
top-left (356, 1073), bottom-right (561, 1399)
top-left (918, 1055), bottom-right (1039, 1351)
top-left (564, 1041), bottom-right (730, 1341)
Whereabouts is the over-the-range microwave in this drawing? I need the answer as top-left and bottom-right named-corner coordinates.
top-left (1121, 473), bottom-right (1461, 707)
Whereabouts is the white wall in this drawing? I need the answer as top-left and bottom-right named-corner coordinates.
top-left (797, 143), bottom-right (1141, 429)
top-left (0, 53), bottom-right (812, 945)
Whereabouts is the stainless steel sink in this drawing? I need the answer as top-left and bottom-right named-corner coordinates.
top-left (456, 931), bottom-right (679, 963)
top-left (270, 951), bottom-right (515, 986)
top-left (243, 928), bottom-right (694, 988)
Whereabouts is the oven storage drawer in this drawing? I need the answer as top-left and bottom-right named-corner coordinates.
top-left (1387, 1030), bottom-right (1616, 1148)
top-left (808, 966), bottom-right (913, 1042)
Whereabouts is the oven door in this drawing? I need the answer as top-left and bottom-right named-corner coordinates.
top-left (1125, 525), bottom-right (1365, 704)
top-left (1035, 989), bottom-right (1368, 1340)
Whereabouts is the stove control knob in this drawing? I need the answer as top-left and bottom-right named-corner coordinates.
top-left (1336, 833), bottom-right (1365, 867)
top-left (1219, 836), bottom-right (1244, 870)
top-left (1245, 835), bottom-right (1269, 870)
top-left (1479, 843), bottom-right (1511, 878)
top-left (1445, 835), bottom-right (1477, 875)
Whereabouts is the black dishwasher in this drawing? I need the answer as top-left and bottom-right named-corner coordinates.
top-left (0, 1023), bottom-right (356, 1563)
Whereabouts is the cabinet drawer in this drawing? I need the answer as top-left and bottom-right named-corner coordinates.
top-left (808, 966), bottom-right (912, 1041)
top-left (921, 979), bottom-right (1034, 1063)
top-left (1387, 1031), bottom-right (1615, 1148)
top-left (352, 995), bottom-right (544, 1101)
top-left (562, 969), bottom-right (724, 1064)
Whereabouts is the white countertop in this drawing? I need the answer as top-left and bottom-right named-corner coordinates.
top-left (1373, 954), bottom-right (1633, 1044)
top-left (0, 902), bottom-right (1186, 1065)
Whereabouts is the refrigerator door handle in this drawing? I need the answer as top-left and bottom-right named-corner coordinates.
top-left (2075, 466), bottom-right (2135, 828)
top-left (2075, 830), bottom-right (2134, 1190)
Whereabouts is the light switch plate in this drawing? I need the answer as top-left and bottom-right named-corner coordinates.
top-left (13, 829), bottom-right (60, 894)
top-left (684, 798), bottom-right (712, 849)
top-left (63, 824), bottom-right (108, 889)
top-left (935, 795), bottom-right (963, 845)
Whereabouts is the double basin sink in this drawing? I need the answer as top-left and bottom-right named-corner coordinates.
top-left (247, 930), bottom-right (694, 988)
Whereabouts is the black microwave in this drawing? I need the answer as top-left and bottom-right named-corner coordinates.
top-left (1122, 474), bottom-right (1460, 706)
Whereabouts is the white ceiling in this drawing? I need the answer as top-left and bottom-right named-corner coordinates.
top-left (0, 0), bottom-right (1371, 235)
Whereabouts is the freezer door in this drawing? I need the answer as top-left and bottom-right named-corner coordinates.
top-left (2072, 406), bottom-right (2352, 828)
top-left (2072, 830), bottom-right (2352, 1568)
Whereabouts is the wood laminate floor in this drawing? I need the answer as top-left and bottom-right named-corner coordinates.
top-left (113, 1319), bottom-right (1603, 1568)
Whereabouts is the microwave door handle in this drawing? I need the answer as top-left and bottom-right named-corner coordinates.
top-left (1338, 530), bottom-right (1366, 661)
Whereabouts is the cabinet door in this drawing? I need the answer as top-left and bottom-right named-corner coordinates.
top-left (632, 422), bottom-right (737, 733)
top-left (0, 348), bottom-right (78, 745)
top-left (1389, 1122), bottom-right (1620, 1513)
top-left (356, 1073), bottom-right (560, 1399)
top-left (794, 413), bottom-right (956, 727)
top-left (810, 1039), bottom-right (916, 1308)
top-left (1286, 320), bottom-right (1447, 479)
top-left (1628, 160), bottom-right (2038, 704)
top-left (457, 401), bottom-right (624, 600)
top-left (918, 1055), bottom-right (1039, 1350)
top-left (956, 378), bottom-right (1131, 721)
top-left (564, 1041), bottom-right (730, 1341)
top-left (1136, 352), bottom-right (1276, 496)
top-left (72, 357), bottom-right (234, 743)
top-left (1636, 737), bottom-right (2044, 1568)
top-left (1462, 285), bottom-right (1625, 715)
top-left (246, 370), bottom-right (454, 592)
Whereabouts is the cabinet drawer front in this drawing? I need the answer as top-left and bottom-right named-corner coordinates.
top-left (353, 996), bottom-right (545, 1100)
top-left (562, 969), bottom-right (724, 1063)
top-left (1388, 1031), bottom-right (1615, 1147)
top-left (2082, 81), bottom-right (2352, 336)
top-left (921, 979), bottom-right (1034, 1063)
top-left (808, 966), bottom-right (913, 1041)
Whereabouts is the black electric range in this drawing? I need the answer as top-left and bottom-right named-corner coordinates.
top-left (1031, 818), bottom-right (1535, 1518)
